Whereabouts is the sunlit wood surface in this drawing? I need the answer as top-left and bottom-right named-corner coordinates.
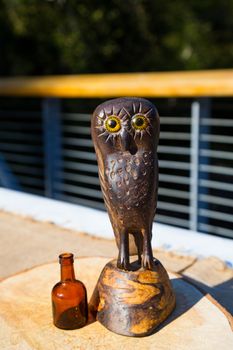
top-left (0, 257), bottom-right (232, 350)
top-left (0, 69), bottom-right (232, 97)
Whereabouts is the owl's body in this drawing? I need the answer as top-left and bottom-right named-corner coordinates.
top-left (103, 151), bottom-right (157, 246)
top-left (92, 97), bottom-right (160, 270)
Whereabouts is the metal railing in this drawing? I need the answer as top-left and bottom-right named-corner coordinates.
top-left (0, 70), bottom-right (232, 239)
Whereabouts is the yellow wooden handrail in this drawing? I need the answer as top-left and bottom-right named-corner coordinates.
top-left (0, 69), bottom-right (232, 98)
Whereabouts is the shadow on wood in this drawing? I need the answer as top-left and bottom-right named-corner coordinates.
top-left (180, 276), bottom-right (233, 330)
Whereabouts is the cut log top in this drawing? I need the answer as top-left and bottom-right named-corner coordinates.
top-left (0, 257), bottom-right (232, 350)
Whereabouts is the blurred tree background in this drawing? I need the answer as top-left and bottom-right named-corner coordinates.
top-left (0, 0), bottom-right (232, 76)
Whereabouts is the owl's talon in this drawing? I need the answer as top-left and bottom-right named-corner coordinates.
top-left (117, 258), bottom-right (130, 271)
top-left (142, 255), bottom-right (155, 270)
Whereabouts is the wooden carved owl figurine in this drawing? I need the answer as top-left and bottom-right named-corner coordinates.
top-left (91, 97), bottom-right (160, 270)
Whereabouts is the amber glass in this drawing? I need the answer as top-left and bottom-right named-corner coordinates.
top-left (51, 253), bottom-right (88, 329)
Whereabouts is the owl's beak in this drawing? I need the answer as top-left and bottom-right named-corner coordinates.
top-left (120, 130), bottom-right (137, 155)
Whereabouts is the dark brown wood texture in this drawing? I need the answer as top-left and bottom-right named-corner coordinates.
top-left (91, 98), bottom-right (160, 270)
top-left (90, 258), bottom-right (176, 337)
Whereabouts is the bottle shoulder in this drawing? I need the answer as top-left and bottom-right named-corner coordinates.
top-left (52, 279), bottom-right (86, 297)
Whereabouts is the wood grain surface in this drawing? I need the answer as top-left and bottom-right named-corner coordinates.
top-left (0, 257), bottom-right (232, 350)
top-left (91, 259), bottom-right (175, 336)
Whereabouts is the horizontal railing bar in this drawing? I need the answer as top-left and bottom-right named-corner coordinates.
top-left (0, 111), bottom-right (41, 117)
top-left (156, 214), bottom-right (190, 228)
top-left (200, 134), bottom-right (232, 144)
top-left (9, 163), bottom-right (43, 175)
top-left (1, 153), bottom-right (43, 164)
top-left (59, 172), bottom-right (100, 185)
top-left (200, 149), bottom-right (233, 160)
top-left (20, 187), bottom-right (44, 195)
top-left (158, 187), bottom-right (190, 199)
top-left (158, 146), bottom-right (190, 155)
top-left (201, 118), bottom-right (233, 126)
top-left (63, 126), bottom-right (91, 134)
top-left (200, 179), bottom-right (233, 192)
top-left (0, 143), bottom-right (42, 153)
top-left (199, 223), bottom-right (233, 238)
top-left (0, 122), bottom-right (41, 131)
top-left (160, 117), bottom-right (191, 124)
top-left (54, 183), bottom-right (103, 199)
top-left (159, 174), bottom-right (190, 184)
top-left (64, 161), bottom-right (98, 173)
top-left (200, 164), bottom-right (233, 176)
top-left (213, 102), bottom-right (233, 109)
top-left (199, 194), bottom-right (233, 207)
top-left (63, 149), bottom-right (96, 161)
top-left (158, 201), bottom-right (190, 213)
top-left (63, 113), bottom-right (91, 121)
top-left (56, 193), bottom-right (105, 210)
top-left (0, 70), bottom-right (232, 97)
top-left (18, 175), bottom-right (44, 186)
top-left (0, 131), bottom-right (42, 142)
top-left (199, 209), bottom-right (233, 223)
top-left (159, 160), bottom-right (190, 170)
top-left (160, 132), bottom-right (190, 140)
top-left (62, 137), bottom-right (93, 147)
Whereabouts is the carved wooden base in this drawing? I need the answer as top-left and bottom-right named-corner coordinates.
top-left (90, 258), bottom-right (176, 337)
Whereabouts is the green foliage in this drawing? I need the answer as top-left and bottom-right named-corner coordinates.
top-left (0, 0), bottom-right (232, 76)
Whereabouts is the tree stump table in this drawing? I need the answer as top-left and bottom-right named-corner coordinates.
top-left (0, 257), bottom-right (232, 350)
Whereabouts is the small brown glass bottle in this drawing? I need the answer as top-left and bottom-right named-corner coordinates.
top-left (51, 253), bottom-right (88, 329)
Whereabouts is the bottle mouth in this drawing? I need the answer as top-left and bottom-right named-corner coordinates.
top-left (59, 252), bottom-right (74, 264)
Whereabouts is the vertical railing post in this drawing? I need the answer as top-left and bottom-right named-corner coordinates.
top-left (42, 98), bottom-right (62, 198)
top-left (190, 98), bottom-right (211, 232)
top-left (190, 101), bottom-right (200, 231)
top-left (198, 98), bottom-right (211, 230)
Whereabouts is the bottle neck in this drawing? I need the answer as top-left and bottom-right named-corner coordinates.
top-left (59, 253), bottom-right (75, 282)
top-left (61, 264), bottom-right (75, 281)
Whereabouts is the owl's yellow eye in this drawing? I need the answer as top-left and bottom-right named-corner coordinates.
top-left (105, 116), bottom-right (121, 133)
top-left (132, 115), bottom-right (148, 130)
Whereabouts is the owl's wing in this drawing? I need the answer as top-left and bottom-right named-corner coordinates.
top-left (98, 165), bottom-right (111, 212)
top-left (152, 161), bottom-right (159, 223)
top-left (98, 161), bottom-right (121, 249)
top-left (94, 146), bottom-right (111, 212)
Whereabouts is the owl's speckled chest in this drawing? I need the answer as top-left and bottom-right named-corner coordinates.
top-left (104, 151), bottom-right (155, 215)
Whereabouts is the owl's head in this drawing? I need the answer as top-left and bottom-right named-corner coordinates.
top-left (91, 97), bottom-right (160, 156)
